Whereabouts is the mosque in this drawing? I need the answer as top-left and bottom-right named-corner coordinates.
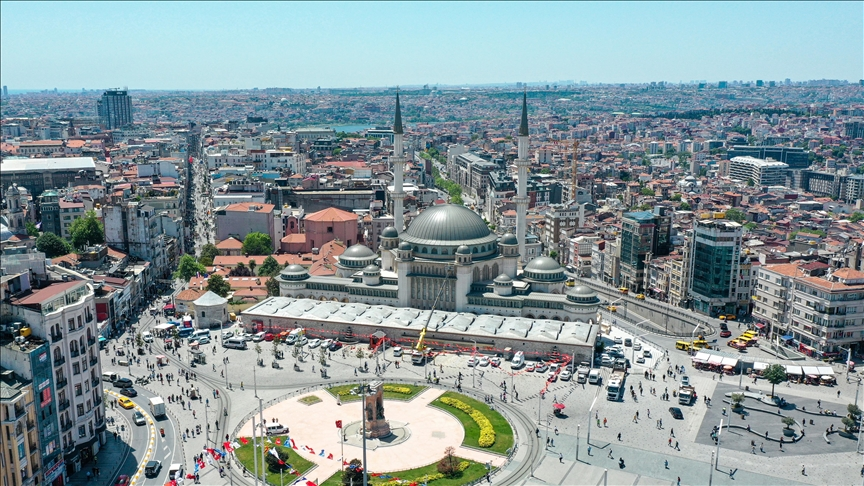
top-left (273, 93), bottom-right (601, 324)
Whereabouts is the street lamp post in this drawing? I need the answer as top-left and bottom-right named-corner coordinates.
top-left (587, 396), bottom-right (597, 446)
top-left (471, 340), bottom-right (477, 388)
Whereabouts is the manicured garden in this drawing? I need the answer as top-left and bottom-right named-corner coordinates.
top-left (234, 435), bottom-right (314, 484)
top-left (320, 457), bottom-right (488, 486)
top-left (430, 391), bottom-right (513, 455)
top-left (327, 383), bottom-right (427, 402)
top-left (298, 394), bottom-right (322, 405)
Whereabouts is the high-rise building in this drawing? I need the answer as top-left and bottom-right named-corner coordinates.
top-left (96, 89), bottom-right (132, 129)
top-left (728, 156), bottom-right (789, 186)
top-left (618, 207), bottom-right (672, 292)
top-left (687, 219), bottom-right (743, 316)
top-left (845, 119), bottom-right (864, 139)
top-left (0, 368), bottom-right (44, 486)
top-left (2, 85), bottom-right (7, 97)
top-left (726, 145), bottom-right (810, 169)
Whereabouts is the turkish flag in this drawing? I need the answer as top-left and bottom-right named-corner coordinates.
top-left (275, 438), bottom-right (282, 445)
top-left (240, 437), bottom-right (249, 445)
top-left (335, 420), bottom-right (342, 429)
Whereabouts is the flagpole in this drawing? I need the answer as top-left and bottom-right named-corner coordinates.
top-left (362, 381), bottom-right (368, 486)
top-left (252, 417), bottom-right (260, 486)
top-left (260, 398), bottom-right (267, 485)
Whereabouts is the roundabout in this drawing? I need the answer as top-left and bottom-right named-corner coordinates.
top-left (234, 381), bottom-right (518, 484)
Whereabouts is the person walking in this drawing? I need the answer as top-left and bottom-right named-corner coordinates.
top-left (801, 465), bottom-right (805, 475)
top-left (559, 453), bottom-right (564, 463)
top-left (608, 449), bottom-right (613, 459)
top-left (669, 437), bottom-right (672, 447)
top-left (670, 428), bottom-right (675, 438)
top-left (617, 432), bottom-right (621, 441)
top-left (603, 417), bottom-right (608, 427)
top-left (675, 441), bottom-right (679, 451)
top-left (664, 460), bottom-right (668, 469)
top-left (587, 445), bottom-right (592, 456)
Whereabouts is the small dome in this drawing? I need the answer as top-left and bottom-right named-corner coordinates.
top-left (494, 274), bottom-right (512, 284)
top-left (341, 244), bottom-right (376, 260)
top-left (0, 223), bottom-right (13, 242)
top-left (570, 285), bottom-right (594, 296)
top-left (456, 245), bottom-right (471, 255)
top-left (284, 264), bottom-right (306, 273)
top-left (525, 256), bottom-right (562, 272)
top-left (567, 284), bottom-right (600, 304)
top-left (381, 226), bottom-right (399, 238)
top-left (500, 233), bottom-right (518, 245)
top-left (399, 241), bottom-right (413, 251)
top-left (363, 264), bottom-right (380, 274)
top-left (279, 263), bottom-right (310, 281)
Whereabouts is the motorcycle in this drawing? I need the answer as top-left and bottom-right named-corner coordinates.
top-left (160, 428), bottom-right (165, 437)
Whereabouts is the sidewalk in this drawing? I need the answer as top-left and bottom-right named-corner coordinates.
top-left (65, 406), bottom-right (132, 485)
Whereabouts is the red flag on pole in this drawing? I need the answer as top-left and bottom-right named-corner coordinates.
top-left (240, 437), bottom-right (249, 445)
top-left (335, 420), bottom-right (342, 429)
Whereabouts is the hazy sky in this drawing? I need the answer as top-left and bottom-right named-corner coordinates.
top-left (1, 1), bottom-right (861, 90)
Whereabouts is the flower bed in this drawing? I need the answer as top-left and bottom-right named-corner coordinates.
top-left (439, 397), bottom-right (495, 447)
top-left (430, 391), bottom-right (513, 454)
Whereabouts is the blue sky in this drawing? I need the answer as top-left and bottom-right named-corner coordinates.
top-left (1, 1), bottom-right (861, 90)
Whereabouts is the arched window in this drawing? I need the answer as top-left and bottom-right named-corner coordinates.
top-left (491, 263), bottom-right (499, 277)
top-left (482, 265), bottom-right (490, 281)
top-left (421, 247), bottom-right (428, 254)
top-left (473, 267), bottom-right (481, 282)
top-left (431, 248), bottom-right (438, 254)
top-left (472, 247), bottom-right (478, 253)
top-left (526, 314), bottom-right (535, 319)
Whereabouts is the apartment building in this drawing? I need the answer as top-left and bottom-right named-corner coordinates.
top-left (728, 156), bottom-right (789, 186)
top-left (618, 207), bottom-right (672, 292)
top-left (4, 277), bottom-right (104, 479)
top-left (103, 202), bottom-right (171, 280)
top-left (687, 219), bottom-right (744, 317)
top-left (0, 368), bottom-right (43, 486)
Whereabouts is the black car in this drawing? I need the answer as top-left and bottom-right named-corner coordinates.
top-left (145, 460), bottom-right (162, 477)
top-left (113, 378), bottom-right (133, 388)
top-left (669, 407), bottom-right (684, 419)
top-left (120, 387), bottom-right (138, 397)
top-left (328, 341), bottom-right (343, 351)
top-left (133, 411), bottom-right (146, 426)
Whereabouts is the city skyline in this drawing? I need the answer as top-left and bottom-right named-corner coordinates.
top-left (1, 1), bottom-right (861, 91)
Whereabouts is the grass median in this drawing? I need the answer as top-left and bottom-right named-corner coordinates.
top-left (234, 435), bottom-right (314, 483)
top-left (319, 457), bottom-right (488, 486)
top-left (430, 391), bottom-right (513, 455)
top-left (326, 383), bottom-right (427, 402)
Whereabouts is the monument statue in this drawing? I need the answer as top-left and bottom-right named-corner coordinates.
top-left (363, 381), bottom-right (391, 438)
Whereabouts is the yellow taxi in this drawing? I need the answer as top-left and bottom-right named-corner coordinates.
top-left (618, 287), bottom-right (629, 294)
top-left (117, 397), bottom-right (135, 409)
top-left (636, 294), bottom-right (645, 300)
top-left (606, 306), bottom-right (617, 312)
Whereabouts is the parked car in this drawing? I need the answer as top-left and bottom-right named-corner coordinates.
top-left (328, 341), bottom-right (343, 351)
top-left (525, 363), bottom-right (536, 372)
top-left (392, 346), bottom-right (403, 357)
top-left (478, 356), bottom-right (490, 367)
top-left (117, 397), bottom-right (135, 409)
top-left (669, 407), bottom-right (684, 419)
top-left (115, 475), bottom-right (130, 485)
top-left (634, 342), bottom-right (642, 351)
top-left (308, 338), bottom-right (321, 349)
top-left (467, 357), bottom-right (478, 367)
top-left (636, 356), bottom-right (645, 364)
top-left (120, 387), bottom-right (138, 397)
top-left (559, 370), bottom-right (572, 381)
top-left (264, 333), bottom-right (275, 342)
top-left (133, 411), bottom-right (146, 426)
top-left (600, 356), bottom-right (614, 367)
top-left (547, 371), bottom-right (558, 382)
top-left (490, 357), bottom-right (501, 367)
top-left (193, 336), bottom-right (210, 345)
top-left (613, 337), bottom-right (623, 345)
top-left (535, 362), bottom-right (549, 373)
top-left (624, 338), bottom-right (632, 347)
top-left (321, 339), bottom-right (333, 349)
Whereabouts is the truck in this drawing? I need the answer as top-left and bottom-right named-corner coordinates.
top-left (606, 370), bottom-right (626, 401)
top-left (576, 362), bottom-right (590, 384)
top-left (678, 385), bottom-right (695, 405)
top-left (613, 358), bottom-right (628, 371)
top-left (149, 397), bottom-right (166, 418)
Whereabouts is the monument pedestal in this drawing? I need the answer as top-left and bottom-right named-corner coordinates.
top-left (364, 381), bottom-right (392, 439)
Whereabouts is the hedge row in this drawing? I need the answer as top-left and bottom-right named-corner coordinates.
top-left (439, 397), bottom-right (495, 447)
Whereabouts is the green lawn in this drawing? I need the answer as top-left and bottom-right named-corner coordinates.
top-left (430, 391), bottom-right (514, 455)
top-left (234, 435), bottom-right (315, 484)
top-left (299, 395), bottom-right (322, 405)
top-left (320, 457), bottom-right (489, 486)
top-left (326, 383), bottom-right (427, 402)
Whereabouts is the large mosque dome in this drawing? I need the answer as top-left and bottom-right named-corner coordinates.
top-left (400, 204), bottom-right (498, 260)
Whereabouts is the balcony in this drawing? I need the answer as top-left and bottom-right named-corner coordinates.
top-left (53, 356), bottom-right (66, 367)
top-left (85, 313), bottom-right (94, 323)
top-left (91, 377), bottom-right (99, 387)
top-left (87, 336), bottom-right (96, 346)
top-left (94, 395), bottom-right (103, 406)
top-left (26, 420), bottom-right (35, 430)
top-left (61, 421), bottom-right (72, 433)
top-left (58, 399), bottom-right (70, 412)
top-left (63, 443), bottom-right (75, 454)
top-left (89, 356), bottom-right (98, 366)
top-left (56, 378), bottom-right (68, 389)
top-left (70, 350), bottom-right (80, 358)
top-left (51, 332), bottom-right (63, 343)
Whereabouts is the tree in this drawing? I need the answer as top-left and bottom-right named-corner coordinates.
top-left (842, 416), bottom-right (858, 432)
top-left (25, 221), bottom-right (39, 237)
top-left (257, 255), bottom-right (283, 277)
top-left (436, 446), bottom-right (459, 477)
top-left (641, 187), bottom-right (655, 196)
top-left (549, 250), bottom-right (559, 260)
top-left (341, 459), bottom-right (364, 485)
top-left (848, 403), bottom-right (862, 420)
top-left (319, 347), bottom-right (327, 366)
top-left (679, 202), bottom-right (691, 211)
top-left (781, 416), bottom-right (796, 429)
top-left (36, 232), bottom-right (73, 258)
top-left (265, 277), bottom-right (281, 297)
top-left (228, 262), bottom-right (253, 277)
top-left (135, 332), bottom-right (144, 349)
top-left (725, 208), bottom-right (746, 223)
top-left (849, 212), bottom-right (864, 223)
top-left (762, 364), bottom-right (787, 398)
top-left (669, 193), bottom-right (682, 202)
top-left (264, 446), bottom-right (290, 472)
top-left (248, 259), bottom-right (257, 275)
top-left (730, 393), bottom-right (745, 409)
top-left (199, 243), bottom-right (219, 266)
top-left (242, 232), bottom-right (273, 256)
top-left (271, 338), bottom-right (281, 360)
top-left (69, 210), bottom-right (105, 249)
top-left (746, 178), bottom-right (755, 187)
top-left (174, 254), bottom-right (206, 282)
top-left (206, 274), bottom-right (231, 298)
top-left (744, 222), bottom-right (758, 231)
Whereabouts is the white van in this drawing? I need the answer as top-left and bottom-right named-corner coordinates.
top-left (266, 423), bottom-right (288, 435)
top-left (511, 351), bottom-right (525, 369)
top-left (223, 337), bottom-right (247, 350)
top-left (252, 332), bottom-right (266, 342)
top-left (588, 369), bottom-right (602, 385)
top-left (102, 371), bottom-right (119, 383)
top-left (191, 329), bottom-right (210, 342)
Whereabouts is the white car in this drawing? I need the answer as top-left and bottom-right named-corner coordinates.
top-left (142, 332), bottom-right (153, 343)
top-left (307, 338), bottom-right (321, 349)
top-left (634, 342), bottom-right (642, 351)
top-left (489, 357), bottom-right (501, 367)
top-left (636, 356), bottom-right (646, 364)
top-left (222, 331), bottom-right (234, 339)
top-left (681, 375), bottom-right (690, 386)
top-left (478, 356), bottom-right (490, 367)
top-left (559, 370), bottom-right (572, 381)
top-left (321, 339), bottom-right (333, 349)
top-left (547, 371), bottom-right (558, 382)
top-left (613, 337), bottom-right (623, 345)
top-left (296, 336), bottom-right (308, 346)
top-left (467, 357), bottom-right (478, 367)
top-left (392, 347), bottom-right (403, 357)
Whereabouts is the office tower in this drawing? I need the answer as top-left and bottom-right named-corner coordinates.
top-left (727, 145), bottom-right (809, 169)
top-left (96, 89), bottom-right (132, 129)
top-left (687, 219), bottom-right (743, 316)
top-left (729, 156), bottom-right (789, 186)
top-left (845, 120), bottom-right (864, 139)
top-left (718, 81), bottom-right (728, 89)
top-left (618, 206), bottom-right (672, 292)
top-left (2, 85), bottom-right (7, 97)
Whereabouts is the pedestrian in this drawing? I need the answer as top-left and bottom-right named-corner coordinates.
top-left (554, 427), bottom-right (559, 435)
top-left (677, 477), bottom-right (680, 486)
top-left (597, 418), bottom-right (601, 427)
top-left (603, 417), bottom-right (607, 427)
top-left (617, 432), bottom-right (621, 441)
top-left (659, 419), bottom-right (662, 428)
top-left (559, 453), bottom-right (563, 463)
top-left (608, 449), bottom-right (613, 459)
top-left (751, 445), bottom-right (756, 454)
top-left (670, 428), bottom-right (675, 438)
top-left (801, 465), bottom-right (805, 475)
top-left (546, 437), bottom-right (550, 446)
top-left (837, 390), bottom-right (841, 398)
top-left (760, 443), bottom-right (764, 453)
top-left (647, 409), bottom-right (650, 418)
top-left (668, 437), bottom-right (672, 447)
top-left (664, 460), bottom-right (668, 469)
top-left (675, 441), bottom-right (679, 451)
top-left (587, 445), bottom-right (592, 456)
top-left (636, 411), bottom-right (639, 420)
top-left (536, 428), bottom-right (540, 437)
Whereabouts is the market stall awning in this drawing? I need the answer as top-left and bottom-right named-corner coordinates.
top-left (708, 355), bottom-right (723, 365)
top-left (785, 365), bottom-right (803, 375)
top-left (155, 323), bottom-right (176, 331)
top-left (721, 357), bottom-right (738, 367)
top-left (816, 366), bottom-right (834, 376)
top-left (753, 362), bottom-right (768, 371)
top-left (754, 323), bottom-right (766, 329)
top-left (801, 366), bottom-right (820, 376)
top-left (163, 304), bottom-right (175, 310)
top-left (694, 351), bottom-right (711, 362)
top-left (781, 335), bottom-right (794, 341)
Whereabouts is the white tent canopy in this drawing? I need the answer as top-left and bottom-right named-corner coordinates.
top-left (785, 365), bottom-right (803, 375)
top-left (155, 323), bottom-right (176, 331)
top-left (720, 357), bottom-right (738, 367)
top-left (817, 366), bottom-right (834, 375)
top-left (753, 362), bottom-right (768, 371)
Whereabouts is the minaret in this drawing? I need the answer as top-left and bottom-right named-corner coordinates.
top-left (391, 90), bottom-right (406, 232)
top-left (514, 92), bottom-right (530, 262)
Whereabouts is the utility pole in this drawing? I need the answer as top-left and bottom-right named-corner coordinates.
top-left (252, 417), bottom-right (259, 486)
top-left (361, 381), bottom-right (368, 486)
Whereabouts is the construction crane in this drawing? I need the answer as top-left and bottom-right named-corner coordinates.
top-left (411, 265), bottom-right (453, 365)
